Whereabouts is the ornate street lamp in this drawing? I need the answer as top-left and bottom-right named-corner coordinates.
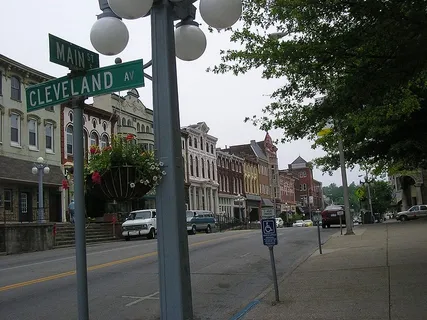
top-left (235, 193), bottom-right (246, 221)
top-left (89, 1), bottom-right (242, 320)
top-left (32, 157), bottom-right (50, 223)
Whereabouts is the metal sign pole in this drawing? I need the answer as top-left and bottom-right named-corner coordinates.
top-left (72, 96), bottom-right (89, 320)
top-left (268, 246), bottom-right (279, 302)
top-left (339, 215), bottom-right (343, 235)
top-left (316, 221), bottom-right (322, 254)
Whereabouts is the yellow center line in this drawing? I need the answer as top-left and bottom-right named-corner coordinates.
top-left (0, 231), bottom-right (253, 292)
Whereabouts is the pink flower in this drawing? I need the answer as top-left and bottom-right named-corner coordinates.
top-left (92, 171), bottom-right (101, 184)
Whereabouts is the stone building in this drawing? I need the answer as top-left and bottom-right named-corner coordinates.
top-left (390, 169), bottom-right (427, 211)
top-left (279, 169), bottom-right (298, 214)
top-left (0, 54), bottom-right (63, 222)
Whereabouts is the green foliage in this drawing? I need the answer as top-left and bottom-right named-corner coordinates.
top-left (86, 134), bottom-right (165, 188)
top-left (323, 182), bottom-right (360, 212)
top-left (360, 181), bottom-right (393, 214)
top-left (210, 0), bottom-right (427, 173)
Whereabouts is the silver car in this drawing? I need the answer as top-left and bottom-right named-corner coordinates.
top-left (396, 205), bottom-right (427, 221)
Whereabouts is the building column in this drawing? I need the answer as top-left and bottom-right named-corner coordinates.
top-left (210, 188), bottom-right (214, 212)
top-left (192, 186), bottom-right (197, 210)
top-left (203, 186), bottom-right (207, 210)
top-left (415, 183), bottom-right (423, 205)
top-left (215, 190), bottom-right (219, 215)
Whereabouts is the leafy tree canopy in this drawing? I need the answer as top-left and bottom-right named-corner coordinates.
top-left (323, 182), bottom-right (360, 212)
top-left (210, 0), bottom-right (427, 173)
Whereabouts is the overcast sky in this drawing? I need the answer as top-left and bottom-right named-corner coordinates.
top-left (1, 0), bottom-right (363, 186)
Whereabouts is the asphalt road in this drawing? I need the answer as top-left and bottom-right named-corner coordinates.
top-left (0, 226), bottom-right (336, 320)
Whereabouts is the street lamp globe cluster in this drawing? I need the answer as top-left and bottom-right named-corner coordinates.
top-left (32, 157), bottom-right (50, 223)
top-left (90, 0), bottom-right (242, 61)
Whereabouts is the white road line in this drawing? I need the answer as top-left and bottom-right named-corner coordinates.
top-left (240, 252), bottom-right (250, 258)
top-left (123, 291), bottom-right (159, 307)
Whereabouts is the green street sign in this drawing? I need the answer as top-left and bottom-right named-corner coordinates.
top-left (49, 34), bottom-right (99, 71)
top-left (26, 59), bottom-right (144, 111)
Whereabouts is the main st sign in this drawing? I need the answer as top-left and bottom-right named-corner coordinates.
top-left (26, 59), bottom-right (144, 111)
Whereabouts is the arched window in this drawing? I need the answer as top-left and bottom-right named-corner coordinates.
top-left (137, 123), bottom-right (140, 131)
top-left (195, 156), bottom-right (199, 177)
top-left (11, 76), bottom-right (21, 101)
top-left (190, 155), bottom-right (194, 176)
top-left (189, 137), bottom-right (192, 147)
top-left (194, 138), bottom-right (198, 148)
top-left (127, 119), bottom-right (132, 126)
top-left (66, 125), bottom-right (73, 155)
top-left (206, 142), bottom-right (209, 152)
top-left (141, 125), bottom-right (145, 132)
top-left (211, 161), bottom-right (215, 180)
top-left (210, 145), bottom-right (214, 154)
top-left (101, 134), bottom-right (109, 149)
top-left (83, 130), bottom-right (88, 160)
top-left (202, 159), bottom-right (205, 178)
top-left (146, 125), bottom-right (150, 133)
top-left (122, 118), bottom-right (126, 126)
top-left (200, 137), bottom-right (203, 150)
top-left (90, 131), bottom-right (99, 146)
top-left (207, 161), bottom-right (211, 179)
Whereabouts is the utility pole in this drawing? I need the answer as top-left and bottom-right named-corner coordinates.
top-left (338, 136), bottom-right (354, 235)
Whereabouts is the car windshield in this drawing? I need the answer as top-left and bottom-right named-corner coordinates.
top-left (296, 220), bottom-right (304, 223)
top-left (131, 211), bottom-right (152, 220)
top-left (186, 211), bottom-right (195, 218)
top-left (304, 220), bottom-right (311, 222)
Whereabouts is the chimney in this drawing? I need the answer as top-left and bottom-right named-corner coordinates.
top-left (225, 145), bottom-right (228, 149)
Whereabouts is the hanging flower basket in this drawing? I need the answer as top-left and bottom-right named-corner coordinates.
top-left (85, 134), bottom-right (165, 201)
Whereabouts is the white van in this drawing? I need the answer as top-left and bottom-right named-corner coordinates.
top-left (122, 209), bottom-right (157, 241)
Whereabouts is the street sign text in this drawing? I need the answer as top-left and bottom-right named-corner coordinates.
top-left (49, 34), bottom-right (99, 71)
top-left (26, 59), bottom-right (144, 111)
top-left (262, 207), bottom-right (275, 219)
top-left (261, 218), bottom-right (278, 246)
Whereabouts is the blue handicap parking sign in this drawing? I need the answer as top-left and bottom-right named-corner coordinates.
top-left (261, 218), bottom-right (278, 246)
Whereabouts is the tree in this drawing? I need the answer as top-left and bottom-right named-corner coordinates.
top-left (359, 181), bottom-right (393, 214)
top-left (322, 182), bottom-right (360, 212)
top-left (210, 0), bottom-right (427, 173)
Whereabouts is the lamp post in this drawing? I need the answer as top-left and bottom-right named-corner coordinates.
top-left (32, 157), bottom-right (50, 223)
top-left (90, 1), bottom-right (242, 319)
top-left (235, 193), bottom-right (246, 221)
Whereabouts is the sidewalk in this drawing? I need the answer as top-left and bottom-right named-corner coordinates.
top-left (242, 220), bottom-right (427, 320)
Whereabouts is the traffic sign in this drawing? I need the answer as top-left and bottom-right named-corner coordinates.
top-left (49, 34), bottom-right (99, 71)
top-left (337, 210), bottom-right (344, 216)
top-left (26, 59), bottom-right (144, 111)
top-left (261, 218), bottom-right (278, 246)
top-left (262, 207), bottom-right (275, 218)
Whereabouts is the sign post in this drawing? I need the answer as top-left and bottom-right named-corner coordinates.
top-left (25, 34), bottom-right (145, 320)
top-left (338, 210), bottom-right (344, 235)
top-left (261, 218), bottom-right (279, 302)
top-left (312, 213), bottom-right (322, 255)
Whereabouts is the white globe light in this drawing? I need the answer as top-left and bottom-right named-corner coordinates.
top-left (108, 0), bottom-right (153, 20)
top-left (32, 167), bottom-right (38, 175)
top-left (90, 17), bottom-right (129, 56)
top-left (43, 167), bottom-right (50, 175)
top-left (175, 24), bottom-right (207, 61)
top-left (199, 0), bottom-right (242, 29)
top-left (37, 157), bottom-right (44, 164)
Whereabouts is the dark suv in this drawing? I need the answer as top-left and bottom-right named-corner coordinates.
top-left (321, 205), bottom-right (345, 228)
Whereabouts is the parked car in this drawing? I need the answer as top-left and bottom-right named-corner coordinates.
top-left (293, 220), bottom-right (304, 227)
top-left (321, 205), bottom-right (345, 228)
top-left (396, 205), bottom-right (427, 221)
top-left (186, 210), bottom-right (216, 234)
top-left (275, 217), bottom-right (284, 228)
top-left (122, 209), bottom-right (157, 241)
top-left (303, 220), bottom-right (313, 227)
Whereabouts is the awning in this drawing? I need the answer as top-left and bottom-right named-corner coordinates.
top-left (262, 198), bottom-right (274, 207)
top-left (0, 155), bottom-right (63, 186)
top-left (246, 194), bottom-right (261, 201)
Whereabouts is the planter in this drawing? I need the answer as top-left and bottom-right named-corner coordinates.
top-left (89, 166), bottom-right (153, 201)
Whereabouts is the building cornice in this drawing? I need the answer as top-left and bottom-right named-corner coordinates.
top-left (0, 54), bottom-right (54, 82)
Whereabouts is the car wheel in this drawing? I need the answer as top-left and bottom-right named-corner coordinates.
top-left (206, 225), bottom-right (212, 233)
top-left (192, 225), bottom-right (197, 235)
top-left (327, 224), bottom-right (331, 228)
top-left (400, 215), bottom-right (408, 222)
top-left (147, 228), bottom-right (155, 239)
top-left (125, 236), bottom-right (130, 241)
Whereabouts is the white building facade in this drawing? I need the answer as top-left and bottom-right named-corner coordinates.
top-left (183, 122), bottom-right (219, 214)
